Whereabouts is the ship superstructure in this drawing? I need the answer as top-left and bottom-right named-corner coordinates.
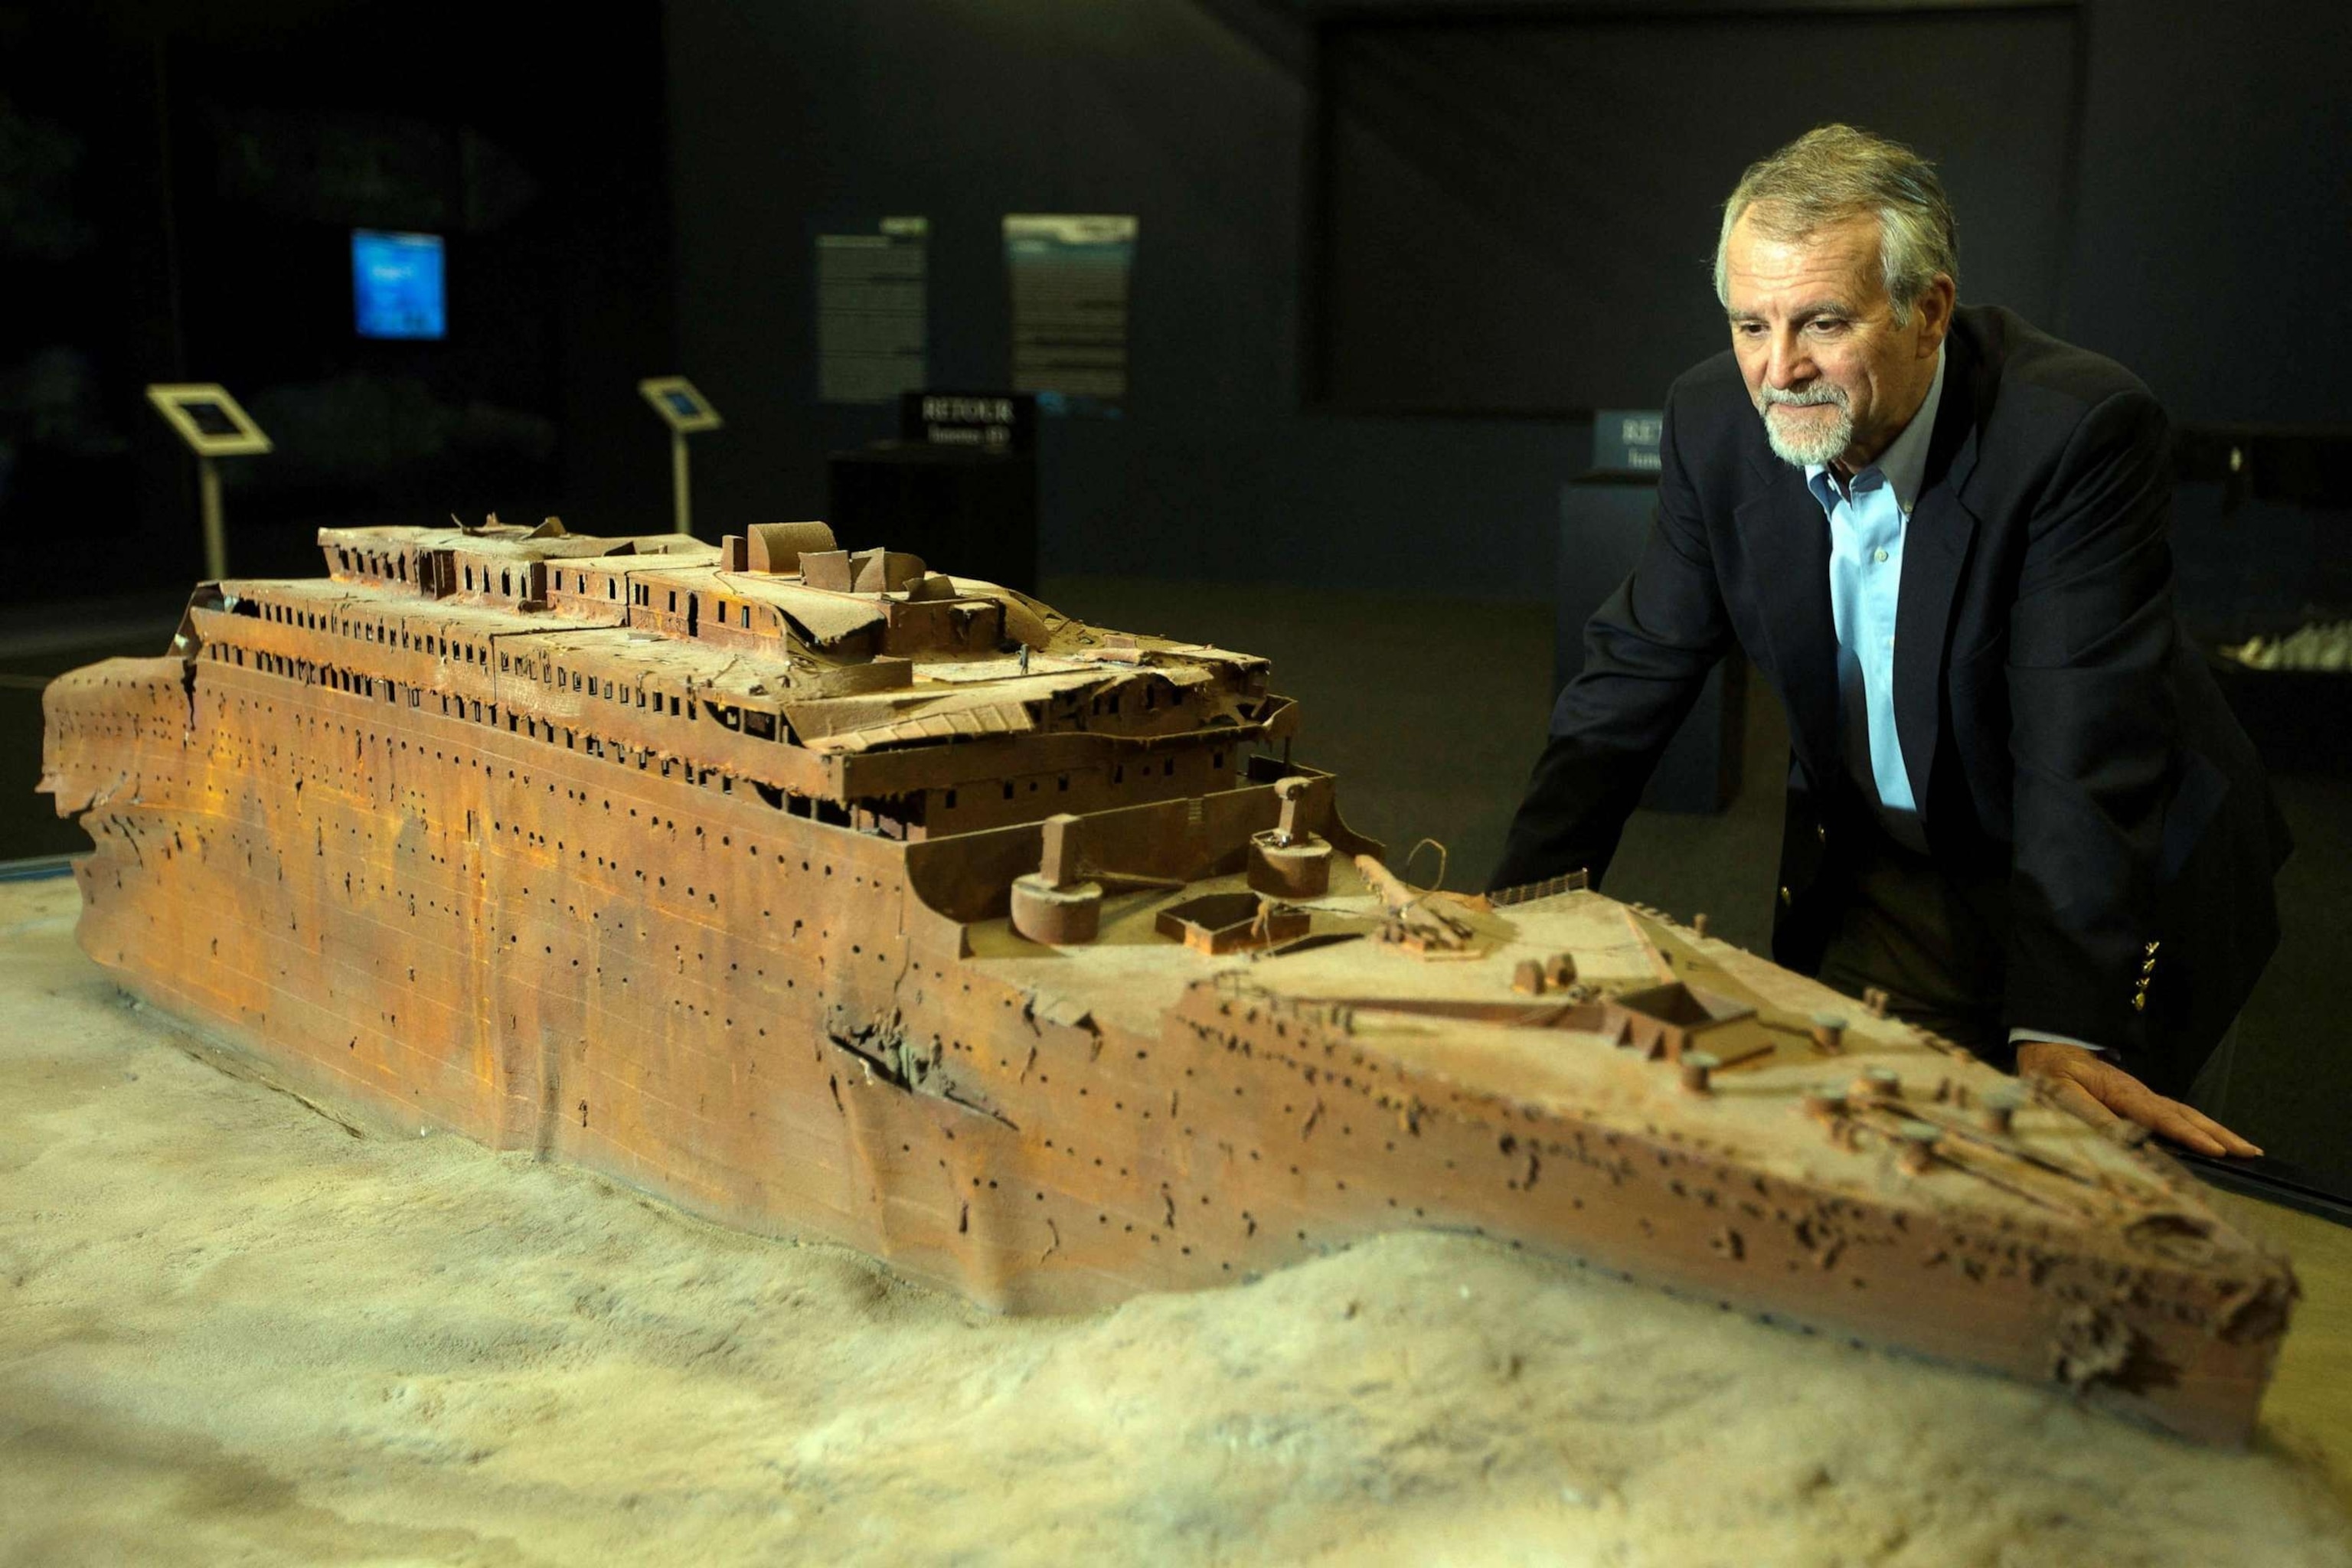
top-left (41, 520), bottom-right (2296, 1444)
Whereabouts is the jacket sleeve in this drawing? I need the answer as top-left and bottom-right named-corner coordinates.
top-left (2001, 387), bottom-right (2180, 1054)
top-left (1490, 387), bottom-right (1736, 893)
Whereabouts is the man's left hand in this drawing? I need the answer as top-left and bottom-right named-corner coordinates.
top-left (2014, 1040), bottom-right (2261, 1157)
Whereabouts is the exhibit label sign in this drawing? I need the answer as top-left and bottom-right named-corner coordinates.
top-left (1593, 409), bottom-right (1664, 473)
top-left (1004, 214), bottom-right (1135, 415)
top-left (818, 216), bottom-right (929, 405)
top-left (900, 391), bottom-right (1036, 452)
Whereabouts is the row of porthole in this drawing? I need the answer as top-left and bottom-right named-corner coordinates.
top-left (170, 719), bottom-right (889, 1024)
top-left (229, 669), bottom-right (932, 848)
top-left (334, 662), bottom-right (1227, 838)
top-left (225, 645), bottom-right (769, 799)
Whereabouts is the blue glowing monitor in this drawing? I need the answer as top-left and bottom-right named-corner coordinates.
top-left (352, 230), bottom-right (446, 340)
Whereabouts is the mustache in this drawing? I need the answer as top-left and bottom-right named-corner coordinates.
top-left (1759, 384), bottom-right (1849, 410)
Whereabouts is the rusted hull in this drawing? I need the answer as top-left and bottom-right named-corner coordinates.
top-left (45, 652), bottom-right (2294, 1444)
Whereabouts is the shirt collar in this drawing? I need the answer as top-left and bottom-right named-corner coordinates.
top-left (1805, 345), bottom-right (1947, 515)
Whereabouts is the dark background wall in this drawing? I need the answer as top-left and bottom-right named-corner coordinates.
top-left (662, 0), bottom-right (2350, 603)
top-left (664, 1), bottom-right (1581, 597)
top-left (0, 0), bottom-right (672, 600)
top-left (1315, 7), bottom-right (2083, 415)
top-left (5, 1), bottom-right (2341, 606)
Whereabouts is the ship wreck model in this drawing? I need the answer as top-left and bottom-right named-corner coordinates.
top-left (41, 518), bottom-right (2297, 1444)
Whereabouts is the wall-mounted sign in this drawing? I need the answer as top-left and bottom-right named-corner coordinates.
top-left (900, 391), bottom-right (1036, 453)
top-left (1592, 408), bottom-right (1664, 473)
top-left (817, 216), bottom-right (928, 406)
top-left (1004, 213), bottom-right (1135, 415)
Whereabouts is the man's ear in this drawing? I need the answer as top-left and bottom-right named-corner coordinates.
top-left (1916, 274), bottom-right (1957, 355)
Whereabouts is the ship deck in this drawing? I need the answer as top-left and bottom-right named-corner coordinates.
top-left (965, 869), bottom-right (2207, 1240)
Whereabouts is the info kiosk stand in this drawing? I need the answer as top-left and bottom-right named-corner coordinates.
top-left (1557, 411), bottom-right (1746, 813)
top-left (638, 377), bottom-right (723, 537)
top-left (145, 384), bottom-right (272, 581)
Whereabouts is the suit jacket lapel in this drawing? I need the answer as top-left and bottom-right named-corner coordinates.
top-left (1893, 332), bottom-right (1988, 826)
top-left (1735, 469), bottom-right (1841, 783)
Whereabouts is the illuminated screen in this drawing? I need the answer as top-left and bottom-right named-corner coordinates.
top-left (352, 230), bottom-right (446, 340)
top-left (664, 390), bottom-right (704, 419)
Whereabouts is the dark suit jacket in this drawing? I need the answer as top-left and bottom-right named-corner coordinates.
top-left (1492, 305), bottom-right (2289, 1096)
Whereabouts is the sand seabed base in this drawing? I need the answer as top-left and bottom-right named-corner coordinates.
top-left (2, 875), bottom-right (2347, 1568)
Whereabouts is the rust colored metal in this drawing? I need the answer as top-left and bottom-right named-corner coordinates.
top-left (1246, 777), bottom-right (1333, 900)
top-left (1802, 1087), bottom-right (1848, 1123)
top-left (1856, 1066), bottom-right (1904, 1103)
top-left (1898, 1121), bottom-right (1945, 1177)
top-left (1982, 1090), bottom-right (2023, 1137)
top-left (1154, 893), bottom-right (1309, 956)
top-left (38, 519), bottom-right (2299, 1446)
top-left (1010, 813), bottom-right (1103, 946)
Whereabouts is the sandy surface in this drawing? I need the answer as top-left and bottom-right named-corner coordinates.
top-left (3, 874), bottom-right (2348, 1567)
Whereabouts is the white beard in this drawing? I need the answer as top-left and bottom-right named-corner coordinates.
top-left (1758, 384), bottom-right (1854, 468)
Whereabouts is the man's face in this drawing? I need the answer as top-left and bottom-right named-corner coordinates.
top-left (1723, 209), bottom-right (1949, 472)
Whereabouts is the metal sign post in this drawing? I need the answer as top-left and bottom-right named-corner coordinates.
top-left (145, 384), bottom-right (272, 580)
top-left (638, 377), bottom-right (723, 537)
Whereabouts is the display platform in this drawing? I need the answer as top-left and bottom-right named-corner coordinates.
top-left (2, 870), bottom-right (2345, 1563)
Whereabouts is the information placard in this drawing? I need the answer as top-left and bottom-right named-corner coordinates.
top-left (817, 217), bottom-right (929, 406)
top-left (899, 391), bottom-right (1036, 452)
top-left (638, 377), bottom-right (723, 434)
top-left (1004, 214), bottom-right (1135, 414)
top-left (145, 384), bottom-right (273, 458)
top-left (1592, 409), bottom-right (1664, 474)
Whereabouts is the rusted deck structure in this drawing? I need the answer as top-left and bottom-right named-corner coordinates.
top-left (41, 519), bottom-right (2296, 1443)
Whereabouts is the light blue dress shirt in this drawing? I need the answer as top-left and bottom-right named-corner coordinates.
top-left (1800, 351), bottom-right (2104, 1057)
top-left (1804, 347), bottom-right (1945, 855)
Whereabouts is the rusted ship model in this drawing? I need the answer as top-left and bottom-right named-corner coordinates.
top-left (41, 518), bottom-right (2296, 1443)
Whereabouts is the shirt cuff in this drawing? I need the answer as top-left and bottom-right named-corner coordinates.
top-left (2008, 1027), bottom-right (2111, 1060)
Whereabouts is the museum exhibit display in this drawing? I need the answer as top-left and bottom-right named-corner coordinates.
top-left (39, 517), bottom-right (2300, 1448)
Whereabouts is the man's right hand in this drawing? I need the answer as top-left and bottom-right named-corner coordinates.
top-left (2015, 1040), bottom-right (2261, 1157)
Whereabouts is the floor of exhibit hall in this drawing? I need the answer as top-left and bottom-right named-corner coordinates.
top-left (0, 868), bottom-right (2347, 1566)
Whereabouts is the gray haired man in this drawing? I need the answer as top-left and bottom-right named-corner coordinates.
top-left (1494, 125), bottom-right (2288, 1155)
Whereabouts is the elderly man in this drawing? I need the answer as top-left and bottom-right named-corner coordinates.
top-left (1492, 125), bottom-right (2288, 1155)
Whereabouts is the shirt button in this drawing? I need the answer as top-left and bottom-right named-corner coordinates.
top-left (1873, 548), bottom-right (1890, 563)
